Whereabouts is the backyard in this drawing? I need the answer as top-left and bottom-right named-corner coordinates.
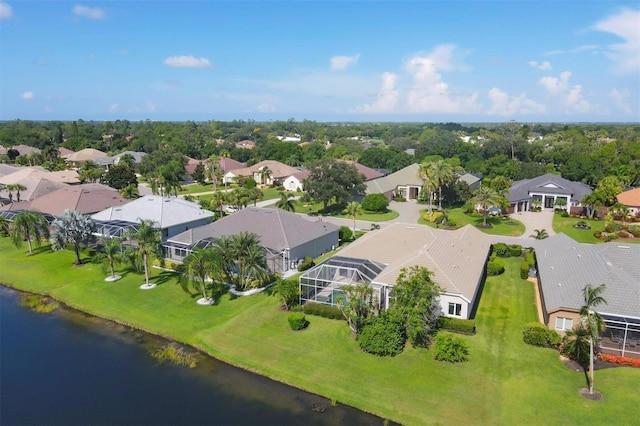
top-left (0, 239), bottom-right (638, 425)
top-left (552, 214), bottom-right (640, 244)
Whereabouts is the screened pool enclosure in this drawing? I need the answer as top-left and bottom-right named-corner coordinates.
top-left (299, 256), bottom-right (389, 307)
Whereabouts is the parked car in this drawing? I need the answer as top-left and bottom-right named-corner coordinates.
top-left (224, 205), bottom-right (239, 213)
top-left (488, 207), bottom-right (502, 216)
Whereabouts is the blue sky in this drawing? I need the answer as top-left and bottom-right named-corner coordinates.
top-left (1, 1), bottom-right (639, 122)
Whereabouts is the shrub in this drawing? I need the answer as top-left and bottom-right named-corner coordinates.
top-left (437, 316), bottom-right (476, 335)
top-left (599, 354), bottom-right (640, 368)
top-left (297, 256), bottom-right (315, 272)
top-left (520, 260), bottom-right (530, 280)
top-left (524, 251), bottom-right (535, 268)
top-left (446, 218), bottom-right (457, 227)
top-left (303, 302), bottom-right (344, 320)
top-left (522, 322), bottom-right (559, 347)
top-left (357, 313), bottom-right (406, 356)
top-left (604, 234), bottom-right (617, 242)
top-left (393, 196), bottom-right (406, 202)
top-left (433, 333), bottom-right (469, 363)
top-left (492, 243), bottom-right (510, 257)
top-left (628, 225), bottom-right (640, 237)
top-left (423, 211), bottom-right (445, 224)
top-left (288, 313), bottom-right (309, 330)
top-left (560, 211), bottom-right (569, 217)
top-left (339, 226), bottom-right (353, 242)
top-left (362, 193), bottom-right (389, 213)
top-left (605, 222), bottom-right (624, 233)
top-left (617, 230), bottom-right (632, 238)
top-left (486, 257), bottom-right (505, 276)
top-left (508, 244), bottom-right (522, 257)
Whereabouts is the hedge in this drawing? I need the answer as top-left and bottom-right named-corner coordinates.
top-left (433, 333), bottom-right (469, 363)
top-left (357, 313), bottom-right (406, 357)
top-left (522, 322), bottom-right (560, 347)
top-left (487, 257), bottom-right (505, 276)
top-left (302, 302), bottom-right (344, 320)
top-left (520, 260), bottom-right (530, 280)
top-left (492, 243), bottom-right (510, 257)
top-left (508, 244), bottom-right (522, 257)
top-left (297, 256), bottom-right (315, 272)
top-left (524, 251), bottom-right (535, 268)
top-left (437, 316), bottom-right (476, 335)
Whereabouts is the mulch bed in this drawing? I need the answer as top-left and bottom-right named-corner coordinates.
top-left (560, 356), bottom-right (620, 373)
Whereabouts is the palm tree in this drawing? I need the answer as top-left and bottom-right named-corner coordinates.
top-left (127, 219), bottom-right (161, 288)
top-left (6, 183), bottom-right (27, 202)
top-left (418, 162), bottom-right (435, 214)
top-left (530, 229), bottom-right (549, 240)
top-left (344, 201), bottom-right (363, 238)
top-left (249, 187), bottom-right (263, 206)
top-left (0, 215), bottom-right (10, 237)
top-left (10, 210), bottom-right (50, 254)
top-left (276, 191), bottom-right (296, 212)
top-left (206, 155), bottom-right (222, 192)
top-left (429, 160), bottom-right (454, 210)
top-left (563, 323), bottom-right (590, 366)
top-left (271, 278), bottom-right (300, 310)
top-left (470, 186), bottom-right (504, 227)
top-left (580, 283), bottom-right (607, 395)
top-left (50, 209), bottom-right (95, 265)
top-left (213, 232), bottom-right (269, 291)
top-left (93, 237), bottom-right (126, 281)
top-left (178, 248), bottom-right (223, 302)
top-left (259, 166), bottom-right (272, 186)
top-left (120, 183), bottom-right (139, 199)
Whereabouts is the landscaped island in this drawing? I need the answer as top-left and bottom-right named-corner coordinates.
top-left (1, 238), bottom-right (638, 425)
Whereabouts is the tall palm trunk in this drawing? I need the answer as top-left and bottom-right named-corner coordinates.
top-left (589, 336), bottom-right (594, 394)
top-left (143, 253), bottom-right (150, 285)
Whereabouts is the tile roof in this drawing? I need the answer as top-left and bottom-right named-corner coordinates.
top-left (63, 148), bottom-right (108, 162)
top-left (507, 173), bottom-right (591, 204)
top-left (226, 160), bottom-right (299, 180)
top-left (332, 223), bottom-right (491, 300)
top-left (0, 176), bottom-right (69, 202)
top-left (365, 163), bottom-right (422, 194)
top-left (0, 168), bottom-right (80, 185)
top-left (91, 195), bottom-right (214, 228)
top-left (12, 144), bottom-right (41, 156)
top-left (340, 160), bottom-right (384, 181)
top-left (168, 207), bottom-right (339, 251)
top-left (617, 187), bottom-right (640, 207)
top-left (533, 234), bottom-right (640, 319)
top-left (0, 183), bottom-right (128, 216)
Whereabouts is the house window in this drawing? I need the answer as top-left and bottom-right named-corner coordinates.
top-left (448, 303), bottom-right (462, 317)
top-left (555, 317), bottom-right (573, 331)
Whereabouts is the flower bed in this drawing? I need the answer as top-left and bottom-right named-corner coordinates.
top-left (599, 354), bottom-right (640, 368)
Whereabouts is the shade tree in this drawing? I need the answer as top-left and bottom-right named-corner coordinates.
top-left (10, 210), bottom-right (50, 254)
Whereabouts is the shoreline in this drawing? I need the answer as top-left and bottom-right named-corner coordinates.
top-left (0, 282), bottom-right (389, 423)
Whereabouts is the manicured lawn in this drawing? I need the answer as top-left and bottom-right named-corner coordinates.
top-left (298, 201), bottom-right (400, 222)
top-left (178, 183), bottom-right (216, 194)
top-left (419, 208), bottom-right (525, 236)
top-left (1, 239), bottom-right (638, 425)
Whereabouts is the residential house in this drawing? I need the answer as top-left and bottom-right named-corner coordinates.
top-left (164, 207), bottom-right (339, 274)
top-left (94, 151), bottom-right (147, 170)
top-left (458, 173), bottom-right (482, 191)
top-left (92, 195), bottom-right (214, 240)
top-left (11, 144), bottom-right (41, 156)
top-left (532, 233), bottom-right (640, 358)
top-left (365, 163), bottom-right (423, 201)
top-left (282, 170), bottom-right (310, 192)
top-left (0, 176), bottom-right (68, 203)
top-left (63, 148), bottom-right (108, 167)
top-left (223, 160), bottom-right (299, 186)
top-left (506, 173), bottom-right (591, 214)
top-left (616, 187), bottom-right (640, 217)
top-left (0, 167), bottom-right (80, 186)
top-left (0, 183), bottom-right (128, 217)
top-left (341, 160), bottom-right (384, 181)
top-left (300, 223), bottom-right (492, 319)
top-left (235, 140), bottom-right (255, 150)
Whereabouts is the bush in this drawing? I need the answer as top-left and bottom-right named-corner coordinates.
top-left (628, 225), bottom-right (640, 237)
top-left (339, 226), bottom-right (353, 242)
top-left (599, 354), bottom-right (640, 368)
top-left (423, 211), bottom-right (445, 224)
top-left (297, 256), bottom-right (315, 272)
top-left (433, 333), bottom-right (469, 363)
top-left (437, 317), bottom-right (476, 335)
top-left (486, 257), bottom-right (505, 276)
top-left (357, 313), bottom-right (406, 357)
top-left (520, 260), bottom-right (530, 280)
top-left (288, 313), bottom-right (309, 330)
top-left (492, 243), bottom-right (510, 257)
top-left (560, 211), bottom-right (570, 217)
top-left (605, 222), bottom-right (624, 233)
top-left (362, 193), bottom-right (389, 213)
top-left (446, 218), bottom-right (457, 227)
top-left (508, 244), bottom-right (522, 257)
top-left (393, 196), bottom-right (406, 202)
top-left (617, 230), bottom-right (632, 238)
top-left (522, 322), bottom-right (559, 347)
top-left (524, 251), bottom-right (535, 268)
top-left (303, 302), bottom-right (344, 320)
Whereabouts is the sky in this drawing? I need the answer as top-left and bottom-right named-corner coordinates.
top-left (1, 1), bottom-right (639, 122)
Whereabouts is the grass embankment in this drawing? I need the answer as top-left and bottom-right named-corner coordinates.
top-left (1, 239), bottom-right (638, 425)
top-left (419, 207), bottom-right (525, 236)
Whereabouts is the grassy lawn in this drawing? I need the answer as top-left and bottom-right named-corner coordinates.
top-left (178, 183), bottom-right (216, 195)
top-left (419, 207), bottom-right (525, 236)
top-left (297, 201), bottom-right (399, 222)
top-left (1, 239), bottom-right (638, 425)
top-left (550, 214), bottom-right (640, 244)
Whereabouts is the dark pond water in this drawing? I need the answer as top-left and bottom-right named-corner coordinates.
top-left (0, 287), bottom-right (389, 426)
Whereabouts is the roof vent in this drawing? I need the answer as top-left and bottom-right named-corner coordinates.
top-left (617, 245), bottom-right (630, 249)
top-left (606, 261), bottom-right (612, 267)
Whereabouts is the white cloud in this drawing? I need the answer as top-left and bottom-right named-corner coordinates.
top-left (354, 72), bottom-right (399, 113)
top-left (486, 88), bottom-right (545, 115)
top-left (609, 88), bottom-right (632, 114)
top-left (0, 1), bottom-right (13, 19)
top-left (163, 55), bottom-right (212, 68)
top-left (405, 45), bottom-right (481, 113)
top-left (542, 45), bottom-right (597, 56)
top-left (109, 103), bottom-right (118, 112)
top-left (330, 54), bottom-right (360, 71)
top-left (565, 85), bottom-right (590, 113)
top-left (20, 91), bottom-right (34, 100)
top-left (146, 101), bottom-right (157, 112)
top-left (528, 60), bottom-right (552, 71)
top-left (257, 102), bottom-right (275, 113)
top-left (592, 8), bottom-right (640, 74)
top-left (73, 5), bottom-right (105, 20)
top-left (539, 71), bottom-right (571, 95)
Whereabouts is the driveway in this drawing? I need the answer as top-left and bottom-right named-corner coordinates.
top-left (491, 210), bottom-right (555, 245)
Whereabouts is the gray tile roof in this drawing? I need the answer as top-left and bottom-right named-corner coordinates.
top-left (91, 195), bottom-right (214, 229)
top-left (365, 163), bottom-right (422, 194)
top-left (332, 223), bottom-right (491, 300)
top-left (168, 207), bottom-right (339, 251)
top-left (507, 173), bottom-right (592, 204)
top-left (533, 234), bottom-right (640, 319)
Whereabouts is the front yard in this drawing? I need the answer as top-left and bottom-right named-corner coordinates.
top-left (1, 239), bottom-right (638, 425)
top-left (419, 207), bottom-right (526, 236)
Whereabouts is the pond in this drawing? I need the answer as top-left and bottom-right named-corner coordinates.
top-left (0, 286), bottom-right (389, 426)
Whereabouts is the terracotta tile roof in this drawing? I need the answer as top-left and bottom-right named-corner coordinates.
top-left (63, 148), bottom-right (108, 162)
top-left (617, 187), bottom-right (640, 207)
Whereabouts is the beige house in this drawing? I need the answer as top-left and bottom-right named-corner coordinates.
top-left (300, 223), bottom-right (492, 319)
top-left (223, 160), bottom-right (299, 185)
top-left (616, 187), bottom-right (640, 216)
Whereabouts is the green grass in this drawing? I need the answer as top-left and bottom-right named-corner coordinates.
top-left (552, 215), bottom-right (606, 244)
top-left (298, 201), bottom-right (399, 222)
top-left (178, 183), bottom-right (216, 194)
top-left (419, 208), bottom-right (525, 236)
top-left (1, 238), bottom-right (638, 425)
